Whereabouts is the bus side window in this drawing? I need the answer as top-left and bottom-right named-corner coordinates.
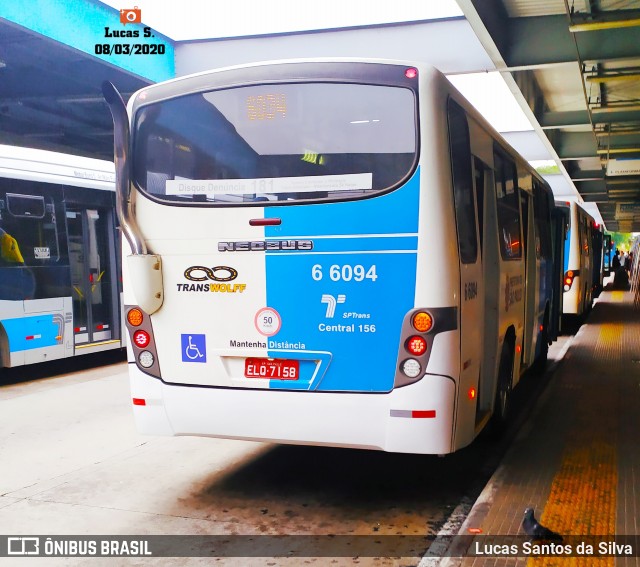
top-left (474, 158), bottom-right (485, 256)
top-left (494, 151), bottom-right (522, 260)
top-left (533, 183), bottom-right (552, 261)
top-left (447, 100), bottom-right (478, 264)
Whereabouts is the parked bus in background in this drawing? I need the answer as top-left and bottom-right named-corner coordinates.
top-left (104, 59), bottom-right (558, 455)
top-left (557, 200), bottom-right (597, 325)
top-left (550, 204), bottom-right (570, 339)
top-left (603, 232), bottom-right (613, 279)
top-left (0, 145), bottom-right (122, 376)
top-left (591, 222), bottom-right (605, 298)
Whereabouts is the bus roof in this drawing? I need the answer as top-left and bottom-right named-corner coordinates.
top-left (0, 144), bottom-right (115, 191)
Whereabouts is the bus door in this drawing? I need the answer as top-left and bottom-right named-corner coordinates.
top-left (519, 188), bottom-right (537, 367)
top-left (473, 157), bottom-right (498, 427)
top-left (448, 101), bottom-right (484, 435)
top-left (66, 207), bottom-right (118, 347)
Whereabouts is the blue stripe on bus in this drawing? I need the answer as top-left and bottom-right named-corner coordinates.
top-left (264, 169), bottom-right (420, 392)
top-left (564, 226), bottom-right (571, 272)
top-left (1, 315), bottom-right (60, 352)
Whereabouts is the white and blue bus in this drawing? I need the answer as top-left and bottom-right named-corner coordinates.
top-left (0, 145), bottom-right (123, 374)
top-left (104, 59), bottom-right (558, 454)
top-left (556, 200), bottom-right (597, 323)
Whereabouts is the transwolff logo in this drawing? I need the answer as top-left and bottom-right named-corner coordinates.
top-left (218, 240), bottom-right (313, 252)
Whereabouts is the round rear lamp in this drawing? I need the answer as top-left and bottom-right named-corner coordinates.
top-left (402, 359), bottom-right (421, 378)
top-left (405, 67), bottom-right (418, 79)
top-left (412, 311), bottom-right (433, 333)
top-left (406, 335), bottom-right (427, 356)
top-left (133, 330), bottom-right (150, 349)
top-left (138, 350), bottom-right (154, 368)
top-left (127, 308), bottom-right (144, 326)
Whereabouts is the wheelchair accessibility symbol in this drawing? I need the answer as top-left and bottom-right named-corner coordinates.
top-left (181, 334), bottom-right (207, 363)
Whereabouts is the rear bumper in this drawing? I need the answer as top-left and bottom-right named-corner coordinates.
top-left (129, 365), bottom-right (458, 454)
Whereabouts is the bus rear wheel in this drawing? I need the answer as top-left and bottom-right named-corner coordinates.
top-left (534, 312), bottom-right (549, 372)
top-left (491, 343), bottom-right (514, 433)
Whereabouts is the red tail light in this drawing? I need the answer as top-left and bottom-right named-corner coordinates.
top-left (133, 330), bottom-right (150, 349)
top-left (563, 270), bottom-right (575, 291)
top-left (406, 336), bottom-right (427, 356)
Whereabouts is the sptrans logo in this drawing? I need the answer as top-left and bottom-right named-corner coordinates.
top-left (177, 265), bottom-right (247, 293)
top-left (120, 6), bottom-right (141, 24)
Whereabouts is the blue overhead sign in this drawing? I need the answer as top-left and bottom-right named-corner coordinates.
top-left (0, 0), bottom-right (174, 82)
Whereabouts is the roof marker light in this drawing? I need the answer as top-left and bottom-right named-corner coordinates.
top-left (405, 67), bottom-right (418, 79)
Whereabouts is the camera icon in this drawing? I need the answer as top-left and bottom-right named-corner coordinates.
top-left (120, 6), bottom-right (141, 24)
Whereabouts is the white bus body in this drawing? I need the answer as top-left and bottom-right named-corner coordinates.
top-left (557, 201), bottom-right (596, 320)
top-left (105, 60), bottom-right (557, 454)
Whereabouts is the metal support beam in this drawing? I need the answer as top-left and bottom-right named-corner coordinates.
top-left (506, 16), bottom-right (640, 68)
top-left (540, 110), bottom-right (591, 128)
top-left (569, 9), bottom-right (640, 32)
top-left (557, 131), bottom-right (599, 159)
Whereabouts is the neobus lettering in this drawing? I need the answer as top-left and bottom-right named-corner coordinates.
top-left (218, 240), bottom-right (313, 252)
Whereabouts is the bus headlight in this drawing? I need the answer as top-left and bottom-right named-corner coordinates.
top-left (401, 359), bottom-right (422, 378)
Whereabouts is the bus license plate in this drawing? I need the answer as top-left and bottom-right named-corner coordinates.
top-left (245, 358), bottom-right (299, 380)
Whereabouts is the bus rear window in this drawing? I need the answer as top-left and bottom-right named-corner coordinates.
top-left (133, 82), bottom-right (417, 204)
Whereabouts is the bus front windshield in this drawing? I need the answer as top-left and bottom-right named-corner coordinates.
top-left (132, 82), bottom-right (417, 205)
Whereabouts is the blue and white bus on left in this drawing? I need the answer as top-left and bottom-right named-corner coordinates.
top-left (0, 145), bottom-right (123, 375)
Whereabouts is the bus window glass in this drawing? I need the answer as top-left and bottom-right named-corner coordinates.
top-left (447, 100), bottom-right (478, 264)
top-left (494, 151), bottom-right (522, 259)
top-left (533, 182), bottom-right (552, 259)
top-left (0, 181), bottom-right (60, 266)
top-left (133, 83), bottom-right (417, 204)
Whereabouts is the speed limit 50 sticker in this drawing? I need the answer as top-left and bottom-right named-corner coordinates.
top-left (255, 307), bottom-right (282, 337)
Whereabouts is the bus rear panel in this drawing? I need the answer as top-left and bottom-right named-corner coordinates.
top-left (116, 60), bottom-right (556, 454)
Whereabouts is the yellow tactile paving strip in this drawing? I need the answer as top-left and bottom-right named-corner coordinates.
top-left (528, 326), bottom-right (620, 567)
top-left (526, 438), bottom-right (616, 567)
top-left (456, 291), bottom-right (638, 567)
